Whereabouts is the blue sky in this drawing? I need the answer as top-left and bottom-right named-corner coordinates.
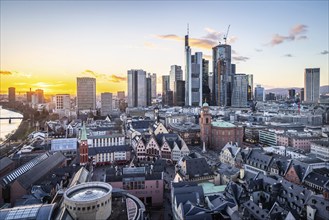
top-left (1, 0), bottom-right (328, 94)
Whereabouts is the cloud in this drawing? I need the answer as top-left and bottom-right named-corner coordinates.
top-left (82, 70), bottom-right (126, 83)
top-left (233, 56), bottom-right (249, 62)
top-left (32, 82), bottom-right (65, 88)
top-left (268, 24), bottom-right (308, 46)
top-left (255, 48), bottom-right (263, 52)
top-left (156, 27), bottom-right (237, 50)
top-left (283, 54), bottom-right (293, 57)
top-left (320, 50), bottom-right (329, 55)
top-left (109, 75), bottom-right (127, 83)
top-left (203, 54), bottom-right (212, 60)
top-left (0, 70), bottom-right (12, 75)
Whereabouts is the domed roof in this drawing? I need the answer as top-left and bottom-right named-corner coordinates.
top-left (202, 102), bottom-right (209, 107)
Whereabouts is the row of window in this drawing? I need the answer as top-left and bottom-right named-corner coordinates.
top-left (65, 198), bottom-right (110, 212)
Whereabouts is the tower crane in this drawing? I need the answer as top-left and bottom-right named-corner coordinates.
top-left (223, 25), bottom-right (230, 44)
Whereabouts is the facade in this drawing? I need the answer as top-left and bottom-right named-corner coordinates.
top-left (288, 89), bottom-right (296, 99)
top-left (8, 87), bottom-right (15, 103)
top-left (174, 80), bottom-right (185, 106)
top-left (200, 103), bottom-right (243, 149)
top-left (77, 77), bottom-right (96, 111)
top-left (151, 73), bottom-right (157, 99)
top-left (107, 167), bottom-right (164, 207)
top-left (117, 91), bottom-right (125, 100)
top-left (231, 74), bottom-right (248, 107)
top-left (184, 33), bottom-right (192, 106)
top-left (212, 44), bottom-right (232, 106)
top-left (190, 52), bottom-right (203, 106)
top-left (146, 76), bottom-right (152, 106)
top-left (63, 182), bottom-right (113, 220)
top-left (100, 93), bottom-right (112, 116)
top-left (162, 75), bottom-right (170, 106)
top-left (202, 59), bottom-right (211, 104)
top-left (55, 94), bottom-right (70, 113)
top-left (304, 68), bottom-right (320, 103)
top-left (247, 74), bottom-right (253, 101)
top-left (35, 89), bottom-right (44, 104)
top-left (254, 84), bottom-right (265, 101)
top-left (169, 65), bottom-right (183, 92)
top-left (259, 130), bottom-right (278, 146)
top-left (311, 140), bottom-right (329, 161)
top-left (127, 69), bottom-right (147, 107)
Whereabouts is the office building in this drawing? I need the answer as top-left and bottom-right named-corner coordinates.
top-left (202, 59), bottom-right (211, 104)
top-left (175, 80), bottom-right (185, 106)
top-left (266, 93), bottom-right (276, 101)
top-left (101, 92), bottom-right (112, 116)
top-left (127, 69), bottom-right (146, 107)
top-left (288, 89), bottom-right (296, 99)
top-left (169, 65), bottom-right (183, 92)
top-left (184, 33), bottom-right (192, 106)
top-left (117, 91), bottom-right (125, 100)
top-left (212, 44), bottom-right (232, 106)
top-left (151, 73), bottom-right (157, 98)
top-left (231, 74), bottom-right (248, 107)
top-left (162, 75), bottom-right (171, 106)
top-left (208, 72), bottom-right (213, 100)
top-left (300, 88), bottom-right (305, 101)
top-left (247, 74), bottom-right (253, 101)
top-left (55, 94), bottom-right (70, 116)
top-left (255, 85), bottom-right (265, 101)
top-left (77, 77), bottom-right (96, 111)
top-left (8, 87), bottom-right (15, 103)
top-left (146, 75), bottom-right (152, 106)
top-left (35, 89), bottom-right (44, 103)
top-left (304, 68), bottom-right (320, 103)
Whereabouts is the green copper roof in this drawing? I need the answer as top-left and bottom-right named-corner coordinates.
top-left (202, 102), bottom-right (209, 107)
top-left (211, 120), bottom-right (236, 128)
top-left (198, 182), bottom-right (226, 195)
top-left (80, 123), bottom-right (88, 141)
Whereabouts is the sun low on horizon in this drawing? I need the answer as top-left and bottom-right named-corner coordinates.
top-left (1, 1), bottom-right (328, 96)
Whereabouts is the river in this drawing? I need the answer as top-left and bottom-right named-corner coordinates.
top-left (0, 107), bottom-right (23, 144)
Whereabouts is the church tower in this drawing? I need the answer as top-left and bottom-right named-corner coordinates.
top-left (200, 102), bottom-right (212, 147)
top-left (79, 123), bottom-right (89, 165)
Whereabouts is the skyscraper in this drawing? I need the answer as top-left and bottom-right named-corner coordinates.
top-left (304, 68), bottom-right (320, 103)
top-left (190, 52), bottom-right (203, 106)
top-left (175, 80), bottom-right (185, 106)
top-left (146, 75), bottom-right (152, 106)
top-left (35, 89), bottom-right (44, 103)
top-left (127, 69), bottom-right (146, 107)
top-left (212, 44), bottom-right (232, 106)
top-left (231, 74), bottom-right (248, 107)
top-left (151, 73), bottom-right (157, 99)
top-left (101, 93), bottom-right (112, 116)
top-left (8, 87), bottom-right (15, 103)
top-left (169, 65), bottom-right (183, 92)
top-left (117, 91), bottom-right (125, 100)
top-left (184, 32), bottom-right (192, 106)
top-left (288, 89), bottom-right (296, 100)
top-left (247, 75), bottom-right (253, 101)
top-left (77, 77), bottom-right (96, 111)
top-left (202, 59), bottom-right (211, 104)
top-left (162, 75), bottom-right (170, 106)
top-left (255, 85), bottom-right (265, 101)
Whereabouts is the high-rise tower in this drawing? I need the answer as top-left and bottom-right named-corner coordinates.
top-left (77, 77), bottom-right (96, 111)
top-left (304, 68), bottom-right (320, 103)
top-left (185, 27), bottom-right (192, 106)
top-left (212, 44), bottom-right (232, 106)
top-left (127, 69), bottom-right (147, 107)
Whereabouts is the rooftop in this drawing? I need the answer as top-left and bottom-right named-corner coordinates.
top-left (198, 182), bottom-right (226, 195)
top-left (211, 120), bottom-right (236, 128)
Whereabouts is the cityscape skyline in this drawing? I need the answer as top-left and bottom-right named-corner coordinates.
top-left (1, 1), bottom-right (328, 95)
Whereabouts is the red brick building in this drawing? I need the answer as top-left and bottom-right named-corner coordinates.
top-left (200, 103), bottom-right (243, 150)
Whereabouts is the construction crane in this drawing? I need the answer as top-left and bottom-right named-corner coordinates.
top-left (223, 25), bottom-right (230, 44)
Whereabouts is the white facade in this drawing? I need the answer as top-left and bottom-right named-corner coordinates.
top-left (77, 77), bottom-right (96, 111)
top-left (304, 68), bottom-right (320, 103)
top-left (55, 94), bottom-right (70, 111)
top-left (127, 69), bottom-right (147, 107)
top-left (101, 93), bottom-right (112, 116)
top-left (191, 52), bottom-right (203, 106)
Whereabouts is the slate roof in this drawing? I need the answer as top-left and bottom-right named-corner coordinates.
top-left (0, 157), bottom-right (14, 171)
top-left (304, 171), bottom-right (329, 187)
top-left (306, 195), bottom-right (329, 220)
top-left (88, 145), bottom-right (132, 156)
top-left (16, 152), bottom-right (66, 190)
top-left (184, 157), bottom-right (213, 178)
top-left (268, 154), bottom-right (291, 174)
top-left (247, 149), bottom-right (273, 169)
top-left (242, 200), bottom-right (269, 220)
top-left (221, 143), bottom-right (240, 158)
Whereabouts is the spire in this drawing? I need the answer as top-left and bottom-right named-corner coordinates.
top-left (187, 23), bottom-right (189, 35)
top-left (80, 122), bottom-right (88, 141)
top-left (185, 23), bottom-right (189, 47)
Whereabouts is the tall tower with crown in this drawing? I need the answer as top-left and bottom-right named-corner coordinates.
top-left (79, 123), bottom-right (89, 165)
top-left (200, 101), bottom-right (212, 147)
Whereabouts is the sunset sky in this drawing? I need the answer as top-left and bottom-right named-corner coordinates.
top-left (1, 1), bottom-right (328, 95)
